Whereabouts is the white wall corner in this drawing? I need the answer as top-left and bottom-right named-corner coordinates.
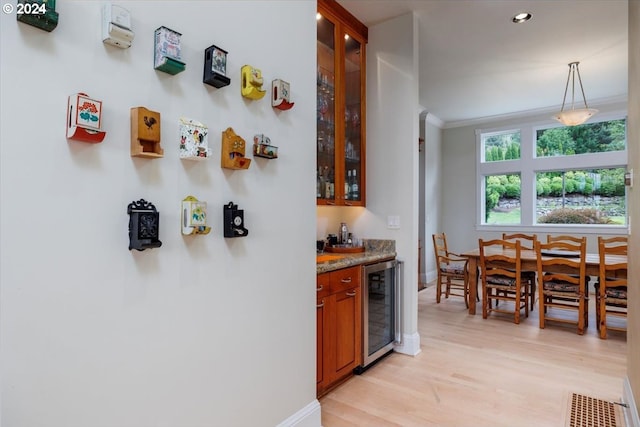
top-left (394, 331), bottom-right (421, 356)
top-left (276, 399), bottom-right (322, 427)
top-left (623, 376), bottom-right (640, 427)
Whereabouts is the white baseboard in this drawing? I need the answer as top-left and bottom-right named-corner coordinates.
top-left (276, 399), bottom-right (322, 427)
top-left (623, 376), bottom-right (640, 427)
top-left (424, 269), bottom-right (436, 285)
top-left (394, 331), bottom-right (421, 356)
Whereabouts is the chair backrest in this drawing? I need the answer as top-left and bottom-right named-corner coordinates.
top-left (547, 235), bottom-right (586, 245)
top-left (502, 233), bottom-right (537, 250)
top-left (598, 236), bottom-right (627, 289)
top-left (479, 238), bottom-right (521, 285)
top-left (432, 233), bottom-right (450, 263)
top-left (535, 237), bottom-right (587, 292)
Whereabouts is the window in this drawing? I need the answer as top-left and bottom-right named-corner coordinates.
top-left (477, 115), bottom-right (627, 230)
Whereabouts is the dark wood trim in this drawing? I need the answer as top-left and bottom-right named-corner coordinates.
top-left (318, 0), bottom-right (368, 42)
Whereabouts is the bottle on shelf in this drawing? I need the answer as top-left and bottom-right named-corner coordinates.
top-left (351, 169), bottom-right (359, 200)
top-left (345, 170), bottom-right (351, 200)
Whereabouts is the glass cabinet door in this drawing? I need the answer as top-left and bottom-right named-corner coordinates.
top-left (343, 32), bottom-right (362, 204)
top-left (317, 15), bottom-right (336, 204)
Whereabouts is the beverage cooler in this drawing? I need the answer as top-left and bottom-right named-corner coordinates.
top-left (359, 259), bottom-right (403, 370)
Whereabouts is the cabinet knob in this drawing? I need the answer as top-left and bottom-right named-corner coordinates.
top-left (317, 285), bottom-right (323, 292)
top-left (317, 299), bottom-right (325, 308)
top-left (346, 291), bottom-right (357, 297)
top-left (341, 277), bottom-right (352, 283)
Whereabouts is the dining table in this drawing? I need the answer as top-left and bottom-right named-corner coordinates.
top-left (460, 246), bottom-right (628, 315)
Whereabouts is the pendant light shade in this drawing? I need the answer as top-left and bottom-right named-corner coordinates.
top-left (552, 62), bottom-right (598, 126)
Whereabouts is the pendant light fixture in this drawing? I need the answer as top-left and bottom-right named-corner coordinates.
top-left (552, 61), bottom-right (598, 126)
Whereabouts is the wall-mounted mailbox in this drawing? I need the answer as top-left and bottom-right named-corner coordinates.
top-left (179, 117), bottom-right (210, 160)
top-left (241, 65), bottom-right (266, 100)
top-left (154, 26), bottom-right (185, 75)
top-left (221, 127), bottom-right (251, 170)
top-left (16, 0), bottom-right (59, 32)
top-left (182, 196), bottom-right (211, 235)
top-left (66, 93), bottom-right (107, 143)
top-left (223, 201), bottom-right (248, 238)
top-left (253, 134), bottom-right (278, 159)
top-left (127, 199), bottom-right (162, 251)
top-left (102, 3), bottom-right (134, 48)
top-left (131, 107), bottom-right (163, 158)
top-left (203, 44), bottom-right (230, 88)
top-left (272, 79), bottom-right (294, 110)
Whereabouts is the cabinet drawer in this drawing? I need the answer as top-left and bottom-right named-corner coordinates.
top-left (330, 266), bottom-right (361, 293)
top-left (317, 272), bottom-right (331, 299)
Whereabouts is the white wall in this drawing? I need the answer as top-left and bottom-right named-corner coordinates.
top-left (441, 101), bottom-right (629, 255)
top-left (422, 115), bottom-right (443, 283)
top-left (0, 2), bottom-right (320, 426)
top-left (316, 12), bottom-right (422, 355)
top-left (625, 0), bottom-right (640, 417)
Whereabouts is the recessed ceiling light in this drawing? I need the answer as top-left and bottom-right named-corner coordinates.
top-left (512, 12), bottom-right (532, 23)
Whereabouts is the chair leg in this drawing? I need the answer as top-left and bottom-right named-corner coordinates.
top-left (529, 280), bottom-right (536, 312)
top-left (463, 277), bottom-right (469, 309)
top-left (482, 284), bottom-right (488, 319)
top-left (539, 293), bottom-right (546, 329)
top-left (436, 276), bottom-right (442, 303)
top-left (599, 297), bottom-right (608, 339)
top-left (577, 299), bottom-right (585, 335)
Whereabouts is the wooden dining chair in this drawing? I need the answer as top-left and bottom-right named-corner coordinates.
top-left (502, 233), bottom-right (537, 311)
top-left (479, 238), bottom-right (528, 324)
top-left (535, 237), bottom-right (588, 335)
top-left (432, 233), bottom-right (469, 307)
top-left (595, 236), bottom-right (628, 339)
top-left (547, 235), bottom-right (585, 245)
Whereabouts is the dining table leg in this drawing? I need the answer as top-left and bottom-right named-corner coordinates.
top-left (467, 256), bottom-right (478, 315)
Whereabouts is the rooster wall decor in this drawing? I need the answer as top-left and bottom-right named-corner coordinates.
top-left (130, 107), bottom-right (163, 158)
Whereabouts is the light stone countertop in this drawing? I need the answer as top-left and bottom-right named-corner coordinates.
top-left (316, 239), bottom-right (396, 274)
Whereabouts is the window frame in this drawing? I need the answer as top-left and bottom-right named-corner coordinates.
top-left (476, 111), bottom-right (628, 235)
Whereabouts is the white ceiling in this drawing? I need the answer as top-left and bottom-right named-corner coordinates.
top-left (336, 0), bottom-right (628, 127)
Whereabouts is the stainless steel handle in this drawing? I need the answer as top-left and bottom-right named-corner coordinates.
top-left (346, 291), bottom-right (357, 297)
top-left (317, 285), bottom-right (323, 292)
top-left (341, 277), bottom-right (352, 283)
top-left (317, 299), bottom-right (325, 308)
top-left (395, 260), bottom-right (404, 345)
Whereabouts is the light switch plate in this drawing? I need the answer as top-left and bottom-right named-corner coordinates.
top-left (387, 215), bottom-right (400, 229)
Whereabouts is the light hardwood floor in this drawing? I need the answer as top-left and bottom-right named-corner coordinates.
top-left (320, 284), bottom-right (627, 426)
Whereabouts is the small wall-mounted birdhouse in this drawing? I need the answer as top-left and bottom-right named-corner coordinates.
top-left (130, 107), bottom-right (163, 158)
top-left (221, 127), bottom-right (251, 170)
top-left (16, 0), bottom-right (59, 32)
top-left (241, 65), bottom-right (266, 100)
top-left (102, 3), bottom-right (134, 48)
top-left (182, 196), bottom-right (211, 235)
top-left (203, 44), bottom-right (230, 88)
top-left (179, 117), bottom-right (210, 160)
top-left (154, 26), bottom-right (185, 75)
top-left (66, 93), bottom-right (107, 143)
top-left (253, 134), bottom-right (278, 159)
top-left (127, 199), bottom-right (162, 251)
top-left (272, 79), bottom-right (294, 110)
top-left (223, 201), bottom-right (248, 238)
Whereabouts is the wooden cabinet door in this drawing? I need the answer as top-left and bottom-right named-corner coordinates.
top-left (317, 266), bottom-right (362, 397)
top-left (333, 286), bottom-right (361, 379)
top-left (317, 0), bottom-right (367, 207)
top-left (316, 273), bottom-right (331, 392)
